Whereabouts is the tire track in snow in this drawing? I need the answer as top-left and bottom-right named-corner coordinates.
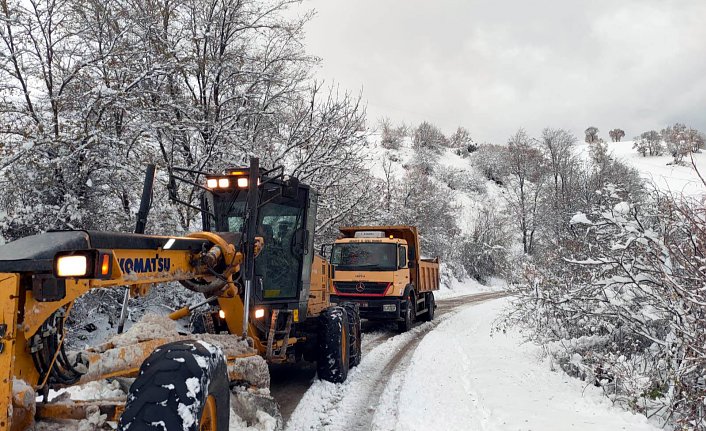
top-left (283, 292), bottom-right (505, 430)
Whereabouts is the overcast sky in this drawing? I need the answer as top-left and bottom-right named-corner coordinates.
top-left (297, 0), bottom-right (706, 144)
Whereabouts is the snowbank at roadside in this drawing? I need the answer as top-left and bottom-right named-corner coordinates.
top-left (436, 275), bottom-right (506, 300)
top-left (387, 299), bottom-right (661, 431)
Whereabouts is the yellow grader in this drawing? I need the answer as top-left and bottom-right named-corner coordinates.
top-left (0, 158), bottom-right (361, 430)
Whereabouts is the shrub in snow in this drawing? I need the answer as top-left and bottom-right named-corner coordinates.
top-left (437, 167), bottom-right (486, 194)
top-left (379, 118), bottom-right (406, 150)
top-left (471, 144), bottom-right (510, 185)
top-left (460, 209), bottom-right (511, 283)
top-left (412, 121), bottom-right (447, 153)
top-left (506, 185), bottom-right (706, 429)
top-left (448, 126), bottom-right (474, 149)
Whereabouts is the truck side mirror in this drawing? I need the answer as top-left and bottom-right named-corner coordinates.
top-left (292, 228), bottom-right (309, 256)
top-left (320, 243), bottom-right (333, 259)
top-left (398, 246), bottom-right (407, 268)
top-left (255, 276), bottom-right (264, 299)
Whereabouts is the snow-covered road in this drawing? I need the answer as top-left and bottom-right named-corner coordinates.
top-left (283, 297), bottom-right (661, 431)
top-left (281, 292), bottom-right (505, 430)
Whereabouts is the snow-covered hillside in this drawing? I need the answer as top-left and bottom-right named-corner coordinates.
top-left (365, 134), bottom-right (497, 236)
top-left (363, 134), bottom-right (507, 296)
top-left (577, 140), bottom-right (706, 196)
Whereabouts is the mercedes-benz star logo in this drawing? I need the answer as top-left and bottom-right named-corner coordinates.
top-left (355, 282), bottom-right (365, 293)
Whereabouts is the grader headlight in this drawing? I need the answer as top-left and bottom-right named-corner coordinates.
top-left (206, 178), bottom-right (218, 188)
top-left (55, 254), bottom-right (89, 277)
top-left (53, 250), bottom-right (114, 279)
top-left (237, 177), bottom-right (248, 188)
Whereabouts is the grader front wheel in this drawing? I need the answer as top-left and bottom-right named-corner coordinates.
top-left (118, 341), bottom-right (230, 431)
top-left (317, 306), bottom-right (350, 383)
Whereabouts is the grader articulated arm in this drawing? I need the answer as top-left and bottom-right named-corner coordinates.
top-left (0, 229), bottom-right (266, 430)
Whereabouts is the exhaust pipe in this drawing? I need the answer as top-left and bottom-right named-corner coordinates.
top-left (118, 164), bottom-right (156, 334)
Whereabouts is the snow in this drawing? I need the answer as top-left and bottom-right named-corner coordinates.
top-left (285, 316), bottom-right (450, 430)
top-left (285, 298), bottom-right (658, 430)
top-left (185, 377), bottom-right (201, 399)
top-left (104, 313), bottom-right (180, 348)
top-left (570, 212), bottom-right (593, 225)
top-left (230, 408), bottom-right (278, 431)
top-left (390, 299), bottom-right (661, 431)
top-left (577, 140), bottom-right (706, 196)
top-left (47, 379), bottom-right (125, 402)
top-left (436, 275), bottom-right (506, 300)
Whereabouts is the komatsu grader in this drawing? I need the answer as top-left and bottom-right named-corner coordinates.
top-left (0, 158), bottom-right (361, 430)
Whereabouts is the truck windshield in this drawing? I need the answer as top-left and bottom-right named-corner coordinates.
top-left (331, 243), bottom-right (397, 271)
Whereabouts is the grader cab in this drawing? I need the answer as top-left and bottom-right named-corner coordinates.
top-left (0, 158), bottom-right (361, 430)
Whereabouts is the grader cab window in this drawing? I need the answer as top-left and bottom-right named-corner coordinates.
top-left (256, 203), bottom-right (304, 299)
top-left (218, 198), bottom-right (304, 300)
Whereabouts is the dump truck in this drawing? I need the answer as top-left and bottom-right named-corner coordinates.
top-left (0, 158), bottom-right (361, 430)
top-left (329, 226), bottom-right (440, 332)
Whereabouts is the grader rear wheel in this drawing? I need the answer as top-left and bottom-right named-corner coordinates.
top-left (118, 341), bottom-right (230, 431)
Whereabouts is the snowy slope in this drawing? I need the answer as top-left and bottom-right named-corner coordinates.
top-left (365, 134), bottom-right (499, 236)
top-left (577, 140), bottom-right (706, 196)
top-left (386, 299), bottom-right (661, 431)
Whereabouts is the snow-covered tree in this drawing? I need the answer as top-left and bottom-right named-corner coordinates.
top-left (505, 129), bottom-right (547, 255)
top-left (585, 126), bottom-right (600, 144)
top-left (608, 128), bottom-right (625, 142)
top-left (633, 130), bottom-right (663, 157)
top-left (662, 123), bottom-right (696, 164)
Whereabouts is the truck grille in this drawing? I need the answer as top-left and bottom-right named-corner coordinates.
top-left (334, 281), bottom-right (389, 295)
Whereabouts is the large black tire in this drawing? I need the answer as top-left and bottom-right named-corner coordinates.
top-left (317, 306), bottom-right (350, 383)
top-left (397, 293), bottom-right (415, 333)
top-left (342, 303), bottom-right (362, 367)
top-left (118, 341), bottom-right (230, 431)
top-left (420, 292), bottom-right (436, 322)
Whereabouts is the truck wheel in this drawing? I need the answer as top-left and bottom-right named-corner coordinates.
top-left (119, 341), bottom-right (230, 431)
top-left (397, 293), bottom-right (415, 333)
top-left (317, 306), bottom-right (350, 383)
top-left (420, 292), bottom-right (435, 322)
top-left (342, 303), bottom-right (362, 367)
